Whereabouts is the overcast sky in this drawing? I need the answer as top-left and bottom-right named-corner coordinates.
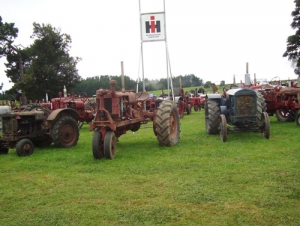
top-left (0, 0), bottom-right (296, 91)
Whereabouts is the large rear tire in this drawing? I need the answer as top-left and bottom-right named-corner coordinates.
top-left (155, 100), bottom-right (180, 146)
top-left (92, 129), bottom-right (104, 159)
top-left (52, 116), bottom-right (79, 148)
top-left (16, 139), bottom-right (34, 156)
top-left (275, 109), bottom-right (297, 122)
top-left (205, 99), bottom-right (220, 134)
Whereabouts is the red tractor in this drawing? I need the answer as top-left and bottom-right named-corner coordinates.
top-left (91, 79), bottom-right (180, 160)
top-left (241, 78), bottom-right (300, 123)
top-left (40, 91), bottom-right (95, 128)
top-left (189, 88), bottom-right (206, 111)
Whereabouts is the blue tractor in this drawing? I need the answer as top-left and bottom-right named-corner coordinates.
top-left (205, 87), bottom-right (270, 142)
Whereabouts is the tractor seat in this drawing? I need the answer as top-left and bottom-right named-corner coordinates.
top-left (136, 92), bottom-right (150, 101)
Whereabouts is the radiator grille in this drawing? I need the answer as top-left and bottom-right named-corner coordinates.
top-left (236, 95), bottom-right (255, 116)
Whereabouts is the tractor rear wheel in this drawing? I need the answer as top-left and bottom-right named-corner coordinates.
top-left (262, 112), bottom-right (270, 139)
top-left (92, 129), bottom-right (104, 159)
top-left (155, 100), bottom-right (180, 146)
top-left (52, 116), bottom-right (79, 148)
top-left (219, 114), bottom-right (227, 142)
top-left (205, 99), bottom-right (220, 134)
top-left (275, 109), bottom-right (297, 122)
top-left (104, 131), bottom-right (117, 159)
top-left (16, 139), bottom-right (34, 156)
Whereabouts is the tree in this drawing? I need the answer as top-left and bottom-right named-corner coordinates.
top-left (26, 23), bottom-right (82, 99)
top-left (0, 16), bottom-right (28, 104)
top-left (283, 0), bottom-right (300, 74)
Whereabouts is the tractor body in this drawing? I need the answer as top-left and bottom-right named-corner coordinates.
top-left (92, 80), bottom-right (180, 160)
top-left (205, 87), bottom-right (270, 141)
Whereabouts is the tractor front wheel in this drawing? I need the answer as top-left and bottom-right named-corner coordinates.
top-left (262, 112), bottom-right (270, 139)
top-left (16, 139), bottom-right (34, 156)
top-left (194, 105), bottom-right (199, 112)
top-left (92, 129), bottom-right (104, 159)
top-left (219, 114), bottom-right (227, 142)
top-left (104, 131), bottom-right (117, 159)
top-left (52, 116), bottom-right (79, 148)
top-left (155, 100), bottom-right (180, 146)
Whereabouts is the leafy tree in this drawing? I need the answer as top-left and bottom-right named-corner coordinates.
top-left (0, 16), bottom-right (28, 104)
top-left (283, 0), bottom-right (300, 74)
top-left (25, 23), bottom-right (81, 100)
top-left (220, 80), bottom-right (225, 86)
top-left (204, 81), bottom-right (212, 88)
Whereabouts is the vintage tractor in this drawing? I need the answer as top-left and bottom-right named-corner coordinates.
top-left (249, 82), bottom-right (300, 123)
top-left (189, 88), bottom-right (206, 111)
top-left (91, 79), bottom-right (180, 160)
top-left (205, 87), bottom-right (270, 142)
top-left (40, 91), bottom-right (95, 128)
top-left (172, 86), bottom-right (193, 118)
top-left (0, 102), bottom-right (81, 156)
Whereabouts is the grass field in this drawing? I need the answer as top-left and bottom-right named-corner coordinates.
top-left (0, 110), bottom-right (299, 225)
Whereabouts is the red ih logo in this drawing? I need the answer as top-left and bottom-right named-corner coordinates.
top-left (145, 16), bottom-right (161, 33)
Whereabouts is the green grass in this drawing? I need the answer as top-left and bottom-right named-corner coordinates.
top-left (0, 111), bottom-right (300, 225)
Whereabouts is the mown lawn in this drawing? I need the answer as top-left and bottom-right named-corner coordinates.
top-left (0, 110), bottom-right (299, 225)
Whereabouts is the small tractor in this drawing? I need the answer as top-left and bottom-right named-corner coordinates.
top-left (205, 87), bottom-right (270, 142)
top-left (0, 91), bottom-right (93, 156)
top-left (91, 79), bottom-right (180, 160)
top-left (189, 88), bottom-right (206, 111)
top-left (172, 86), bottom-right (192, 118)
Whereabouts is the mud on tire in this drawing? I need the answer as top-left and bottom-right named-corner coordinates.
top-left (155, 100), bottom-right (180, 146)
top-left (256, 91), bottom-right (267, 125)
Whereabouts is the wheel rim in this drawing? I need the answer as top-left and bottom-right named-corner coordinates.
top-left (276, 109), bottom-right (290, 120)
top-left (23, 143), bottom-right (32, 156)
top-left (60, 124), bottom-right (77, 145)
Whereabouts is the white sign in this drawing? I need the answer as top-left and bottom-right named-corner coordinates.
top-left (141, 12), bottom-right (165, 41)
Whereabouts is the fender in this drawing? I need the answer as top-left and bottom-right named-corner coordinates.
top-left (47, 108), bottom-right (80, 123)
